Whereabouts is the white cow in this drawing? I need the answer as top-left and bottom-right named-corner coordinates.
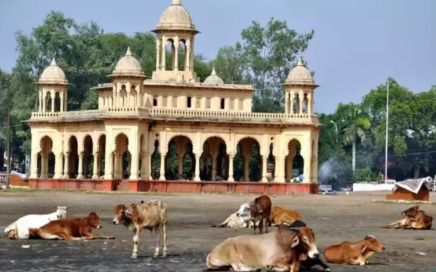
top-left (212, 203), bottom-right (254, 228)
top-left (4, 206), bottom-right (68, 239)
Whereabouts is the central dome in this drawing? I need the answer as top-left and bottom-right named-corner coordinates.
top-left (156, 0), bottom-right (194, 31)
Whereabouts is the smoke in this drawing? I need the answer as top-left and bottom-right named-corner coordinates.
top-left (318, 157), bottom-right (350, 184)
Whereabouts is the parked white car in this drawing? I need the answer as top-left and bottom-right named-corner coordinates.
top-left (318, 184), bottom-right (332, 194)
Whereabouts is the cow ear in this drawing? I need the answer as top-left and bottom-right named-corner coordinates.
top-left (361, 245), bottom-right (368, 254)
top-left (291, 236), bottom-right (300, 248)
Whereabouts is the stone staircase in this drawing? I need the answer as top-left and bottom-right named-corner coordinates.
top-left (117, 180), bottom-right (129, 191)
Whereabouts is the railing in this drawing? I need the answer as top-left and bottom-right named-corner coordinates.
top-left (30, 107), bottom-right (320, 125)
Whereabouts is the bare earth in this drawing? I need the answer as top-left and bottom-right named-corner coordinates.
top-left (0, 191), bottom-right (435, 272)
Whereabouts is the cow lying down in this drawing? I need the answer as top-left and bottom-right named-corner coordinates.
top-left (206, 223), bottom-right (320, 272)
top-left (211, 203), bottom-right (254, 228)
top-left (9, 212), bottom-right (113, 241)
top-left (381, 205), bottom-right (433, 230)
top-left (5, 206), bottom-right (68, 239)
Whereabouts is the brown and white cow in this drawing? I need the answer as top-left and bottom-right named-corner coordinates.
top-left (206, 224), bottom-right (320, 272)
top-left (270, 206), bottom-right (302, 226)
top-left (324, 235), bottom-right (385, 266)
top-left (381, 205), bottom-right (433, 230)
top-left (113, 200), bottom-right (168, 259)
top-left (250, 195), bottom-right (272, 234)
top-left (10, 212), bottom-right (114, 241)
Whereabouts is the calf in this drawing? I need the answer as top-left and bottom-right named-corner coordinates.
top-left (206, 224), bottom-right (319, 272)
top-left (381, 205), bottom-right (433, 230)
top-left (112, 200), bottom-right (168, 259)
top-left (10, 212), bottom-right (113, 241)
top-left (270, 206), bottom-right (302, 226)
top-left (211, 202), bottom-right (253, 228)
top-left (287, 220), bottom-right (331, 272)
top-left (5, 206), bottom-right (68, 239)
top-left (324, 235), bottom-right (385, 266)
top-left (250, 195), bottom-right (272, 234)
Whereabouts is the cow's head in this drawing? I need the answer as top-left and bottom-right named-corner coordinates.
top-left (402, 205), bottom-right (420, 217)
top-left (249, 202), bottom-right (264, 223)
top-left (364, 235), bottom-right (385, 253)
top-left (7, 229), bottom-right (18, 239)
top-left (236, 203), bottom-right (250, 218)
top-left (56, 206), bottom-right (68, 219)
top-left (86, 212), bottom-right (102, 229)
top-left (296, 227), bottom-right (320, 259)
top-left (112, 204), bottom-right (128, 225)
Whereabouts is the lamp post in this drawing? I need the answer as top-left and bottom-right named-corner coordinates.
top-left (330, 120), bottom-right (338, 142)
top-left (6, 72), bottom-right (15, 188)
top-left (385, 79), bottom-right (390, 181)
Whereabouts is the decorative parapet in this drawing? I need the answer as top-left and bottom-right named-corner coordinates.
top-left (29, 108), bottom-right (321, 126)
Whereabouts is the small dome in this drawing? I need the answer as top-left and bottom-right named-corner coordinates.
top-left (39, 58), bottom-right (68, 84)
top-left (285, 58), bottom-right (314, 85)
top-left (156, 0), bottom-right (194, 31)
top-left (204, 68), bottom-right (224, 85)
top-left (112, 47), bottom-right (144, 76)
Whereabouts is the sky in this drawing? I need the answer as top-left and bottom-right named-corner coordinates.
top-left (0, 0), bottom-right (435, 114)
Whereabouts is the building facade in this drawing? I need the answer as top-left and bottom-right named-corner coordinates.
top-left (27, 0), bottom-right (323, 193)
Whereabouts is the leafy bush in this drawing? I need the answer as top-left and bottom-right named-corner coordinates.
top-left (353, 167), bottom-right (381, 182)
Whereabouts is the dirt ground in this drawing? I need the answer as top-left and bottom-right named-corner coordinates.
top-left (0, 191), bottom-right (435, 272)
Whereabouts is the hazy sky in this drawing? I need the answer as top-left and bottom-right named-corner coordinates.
top-left (0, 0), bottom-right (435, 113)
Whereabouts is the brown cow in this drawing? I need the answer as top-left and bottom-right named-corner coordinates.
top-left (324, 235), bottom-right (385, 266)
top-left (270, 206), bottom-right (302, 226)
top-left (16, 212), bottom-right (114, 241)
top-left (381, 205), bottom-right (433, 230)
top-left (112, 200), bottom-right (168, 259)
top-left (250, 195), bottom-right (272, 234)
top-left (206, 225), bottom-right (320, 272)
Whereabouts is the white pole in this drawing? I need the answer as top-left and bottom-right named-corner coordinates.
top-left (385, 79), bottom-right (389, 181)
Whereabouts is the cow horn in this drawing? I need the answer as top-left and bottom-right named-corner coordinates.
top-left (141, 200), bottom-right (144, 204)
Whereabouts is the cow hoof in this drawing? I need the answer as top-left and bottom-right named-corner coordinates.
top-left (162, 252), bottom-right (167, 257)
top-left (153, 253), bottom-right (158, 258)
top-left (131, 254), bottom-right (137, 259)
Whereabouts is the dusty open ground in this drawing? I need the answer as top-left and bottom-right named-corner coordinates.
top-left (0, 190), bottom-right (435, 272)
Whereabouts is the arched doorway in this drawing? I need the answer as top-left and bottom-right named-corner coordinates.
top-left (114, 133), bottom-right (129, 179)
top-left (38, 136), bottom-right (54, 179)
top-left (201, 137), bottom-right (227, 181)
top-left (151, 140), bottom-right (161, 180)
top-left (83, 135), bottom-right (93, 179)
top-left (64, 136), bottom-right (78, 179)
top-left (285, 139), bottom-right (304, 182)
top-left (165, 136), bottom-right (194, 180)
top-left (235, 137), bottom-right (261, 182)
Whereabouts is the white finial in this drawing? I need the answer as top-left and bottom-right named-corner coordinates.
top-left (297, 58), bottom-right (303, 66)
top-left (51, 58), bottom-right (57, 66)
top-left (172, 0), bottom-right (181, 6)
top-left (126, 47), bottom-right (132, 56)
top-left (211, 67), bottom-right (217, 75)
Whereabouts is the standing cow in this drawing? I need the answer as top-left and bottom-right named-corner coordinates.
top-left (250, 195), bottom-right (272, 234)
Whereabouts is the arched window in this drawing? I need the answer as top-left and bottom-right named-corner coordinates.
top-left (220, 98), bottom-right (225, 110)
top-left (187, 97), bottom-right (192, 108)
top-left (153, 97), bottom-right (158, 107)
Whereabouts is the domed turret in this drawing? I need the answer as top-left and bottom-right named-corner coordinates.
top-left (285, 58), bottom-right (315, 85)
top-left (203, 68), bottom-right (224, 85)
top-left (156, 0), bottom-right (194, 31)
top-left (38, 58), bottom-right (68, 85)
top-left (112, 47), bottom-right (144, 76)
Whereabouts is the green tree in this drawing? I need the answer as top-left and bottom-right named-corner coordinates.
top-left (335, 103), bottom-right (371, 173)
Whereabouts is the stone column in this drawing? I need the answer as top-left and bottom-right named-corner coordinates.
top-left (77, 152), bottom-right (84, 179)
top-left (174, 43), bottom-right (179, 71)
top-left (40, 153), bottom-right (47, 179)
top-left (30, 152), bottom-right (38, 179)
top-left (159, 154), bottom-right (166, 180)
top-left (228, 154), bottom-right (235, 182)
top-left (51, 92), bottom-right (55, 113)
top-left (156, 39), bottom-right (161, 70)
top-left (63, 152), bottom-right (70, 179)
top-left (194, 154), bottom-right (201, 181)
top-left (64, 92), bottom-right (68, 111)
top-left (53, 153), bottom-right (63, 179)
top-left (285, 155), bottom-right (293, 182)
top-left (299, 91), bottom-right (304, 114)
top-left (285, 93), bottom-right (289, 114)
top-left (38, 91), bottom-right (42, 112)
top-left (211, 156), bottom-right (217, 181)
top-left (104, 152), bottom-right (113, 180)
top-left (140, 152), bottom-right (146, 180)
top-left (261, 156), bottom-right (268, 183)
top-left (185, 40), bottom-right (191, 71)
top-left (161, 36), bottom-right (166, 71)
top-left (274, 157), bottom-right (285, 183)
top-left (92, 152), bottom-right (99, 179)
top-left (147, 153), bottom-right (153, 180)
top-left (60, 93), bottom-right (64, 112)
top-left (243, 154), bottom-right (250, 181)
top-left (42, 92), bottom-right (46, 112)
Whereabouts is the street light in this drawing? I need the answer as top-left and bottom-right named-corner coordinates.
top-left (6, 72), bottom-right (15, 188)
top-left (385, 79), bottom-right (390, 181)
top-left (330, 119), bottom-right (345, 142)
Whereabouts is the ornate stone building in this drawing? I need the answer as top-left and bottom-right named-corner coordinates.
top-left (27, 0), bottom-right (323, 193)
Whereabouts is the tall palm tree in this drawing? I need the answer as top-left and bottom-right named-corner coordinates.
top-left (336, 104), bottom-right (371, 173)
